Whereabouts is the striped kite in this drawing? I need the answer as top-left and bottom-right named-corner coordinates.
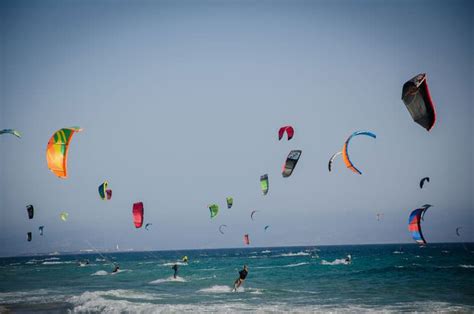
top-left (408, 207), bottom-right (430, 245)
top-left (46, 127), bottom-right (82, 178)
top-left (342, 131), bottom-right (376, 175)
top-left (98, 181), bottom-right (108, 200)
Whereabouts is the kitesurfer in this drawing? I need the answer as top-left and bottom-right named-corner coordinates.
top-left (233, 265), bottom-right (248, 291)
top-left (345, 255), bottom-right (352, 264)
top-left (112, 264), bottom-right (120, 273)
top-left (172, 264), bottom-right (179, 278)
top-left (79, 259), bottom-right (89, 266)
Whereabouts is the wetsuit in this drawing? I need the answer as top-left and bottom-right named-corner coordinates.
top-left (233, 268), bottom-right (248, 291)
top-left (172, 264), bottom-right (178, 278)
top-left (239, 269), bottom-right (248, 280)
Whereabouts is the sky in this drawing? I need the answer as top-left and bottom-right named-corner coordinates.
top-left (0, 0), bottom-right (472, 257)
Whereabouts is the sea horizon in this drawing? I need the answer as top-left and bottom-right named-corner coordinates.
top-left (3, 241), bottom-right (473, 259)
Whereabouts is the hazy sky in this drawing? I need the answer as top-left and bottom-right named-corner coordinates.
top-left (0, 0), bottom-right (472, 256)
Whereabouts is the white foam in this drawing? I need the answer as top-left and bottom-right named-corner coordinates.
top-left (91, 270), bottom-right (108, 276)
top-left (161, 262), bottom-right (187, 266)
top-left (278, 251), bottom-right (310, 257)
top-left (42, 261), bottom-right (74, 265)
top-left (284, 262), bottom-right (309, 267)
top-left (261, 250), bottom-right (271, 253)
top-left (69, 290), bottom-right (160, 312)
top-left (22, 291), bottom-right (470, 313)
top-left (194, 275), bottom-right (216, 280)
top-left (0, 289), bottom-right (63, 305)
top-left (321, 259), bottom-right (350, 265)
top-left (459, 264), bottom-right (474, 268)
top-left (248, 288), bottom-right (263, 295)
top-left (392, 251), bottom-right (404, 254)
top-left (44, 257), bottom-right (60, 261)
top-left (254, 262), bottom-right (310, 269)
top-left (149, 276), bottom-right (186, 284)
top-left (198, 285), bottom-right (242, 293)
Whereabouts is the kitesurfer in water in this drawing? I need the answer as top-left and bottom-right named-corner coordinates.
top-left (345, 255), bottom-right (352, 264)
top-left (233, 265), bottom-right (248, 291)
top-left (172, 264), bottom-right (179, 278)
top-left (78, 259), bottom-right (89, 266)
top-left (112, 264), bottom-right (120, 273)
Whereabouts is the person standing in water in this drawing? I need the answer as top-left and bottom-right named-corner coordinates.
top-left (172, 264), bottom-right (179, 278)
top-left (233, 265), bottom-right (248, 291)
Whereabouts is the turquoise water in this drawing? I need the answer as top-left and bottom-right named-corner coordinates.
top-left (1, 243), bottom-right (473, 312)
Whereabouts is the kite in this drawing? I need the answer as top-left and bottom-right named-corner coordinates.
top-left (456, 227), bottom-right (462, 237)
top-left (60, 212), bottom-right (68, 221)
top-left (260, 174), bottom-right (269, 195)
top-left (408, 207), bottom-right (430, 245)
top-left (376, 213), bottom-right (383, 221)
top-left (145, 223), bottom-right (152, 230)
top-left (39, 226), bottom-right (44, 236)
top-left (251, 210), bottom-right (258, 221)
top-left (26, 205), bottom-right (34, 219)
top-left (420, 177), bottom-right (430, 189)
top-left (209, 204), bottom-right (219, 219)
top-left (226, 197), bottom-right (233, 209)
top-left (342, 131), bottom-right (376, 175)
top-left (278, 126), bottom-right (294, 141)
top-left (219, 224), bottom-right (227, 234)
top-left (46, 127), bottom-right (82, 178)
top-left (0, 129), bottom-right (21, 138)
top-left (98, 181), bottom-right (109, 200)
top-left (27, 232), bottom-right (32, 242)
top-left (328, 152), bottom-right (342, 172)
top-left (243, 234), bottom-right (250, 245)
top-left (282, 150), bottom-right (302, 177)
top-left (401, 73), bottom-right (436, 131)
top-left (133, 202), bottom-right (144, 228)
top-left (264, 225), bottom-right (270, 231)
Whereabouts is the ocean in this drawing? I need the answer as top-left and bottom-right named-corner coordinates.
top-left (1, 243), bottom-right (473, 313)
